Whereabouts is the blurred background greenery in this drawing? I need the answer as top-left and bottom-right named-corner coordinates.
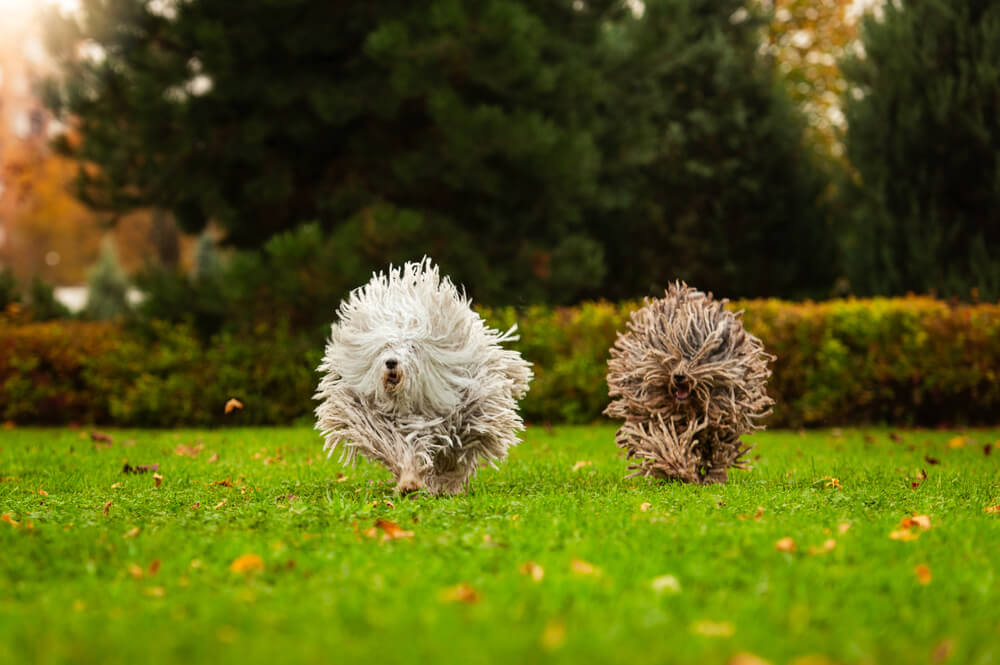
top-left (0, 0), bottom-right (997, 426)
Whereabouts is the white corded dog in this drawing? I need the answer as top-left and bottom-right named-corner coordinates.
top-left (315, 259), bottom-right (532, 495)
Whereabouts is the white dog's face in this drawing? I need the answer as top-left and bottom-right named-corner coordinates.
top-left (378, 343), bottom-right (411, 397)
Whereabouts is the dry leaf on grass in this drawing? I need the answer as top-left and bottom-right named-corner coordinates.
top-left (691, 620), bottom-right (735, 638)
top-left (215, 500), bottom-right (227, 509)
top-left (729, 652), bottom-right (773, 665)
top-left (224, 398), bottom-right (244, 414)
top-left (650, 574), bottom-right (681, 594)
top-left (739, 507), bottom-right (765, 521)
top-left (910, 468), bottom-right (928, 490)
top-left (808, 539), bottom-right (836, 555)
top-left (90, 431), bottom-right (113, 444)
top-left (214, 478), bottom-right (234, 487)
top-left (127, 564), bottom-right (144, 580)
top-left (38, 489), bottom-right (48, 496)
top-left (924, 455), bottom-right (941, 466)
top-left (103, 500), bottom-right (113, 516)
top-left (838, 522), bottom-right (851, 534)
top-left (519, 561), bottom-right (545, 582)
top-left (984, 505), bottom-right (1000, 514)
top-left (640, 502), bottom-right (652, 512)
top-left (122, 463), bottom-right (158, 475)
top-left (207, 453), bottom-right (219, 463)
top-left (824, 477), bottom-right (842, 490)
top-left (571, 460), bottom-right (592, 472)
top-left (153, 472), bottom-right (163, 488)
top-left (901, 515), bottom-right (931, 530)
top-left (775, 537), bottom-right (796, 553)
top-left (2, 513), bottom-right (19, 527)
top-left (914, 564), bottom-right (932, 585)
top-left (230, 554), bottom-right (264, 573)
top-left (439, 583), bottom-right (479, 604)
top-left (946, 436), bottom-right (966, 449)
top-left (932, 639), bottom-right (955, 664)
top-left (123, 527), bottom-right (140, 539)
top-left (374, 519), bottom-right (414, 540)
top-left (175, 443), bottom-right (203, 457)
top-left (570, 558), bottom-right (601, 576)
top-left (336, 473), bottom-right (349, 482)
top-left (540, 619), bottom-right (567, 651)
top-left (889, 529), bottom-right (920, 541)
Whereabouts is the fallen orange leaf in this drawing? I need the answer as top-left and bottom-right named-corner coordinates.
top-left (374, 519), bottom-right (414, 540)
top-left (110, 482), bottom-right (122, 489)
top-left (439, 583), bottom-right (479, 604)
top-left (103, 500), bottom-right (113, 515)
top-left (889, 528), bottom-right (920, 541)
top-left (123, 527), bottom-right (140, 539)
top-left (127, 564), bottom-right (144, 580)
top-left (739, 507), bottom-right (765, 521)
top-left (571, 460), bottom-right (592, 472)
top-left (214, 478), bottom-right (233, 487)
top-left (175, 443), bottom-right (203, 457)
top-left (640, 502), bottom-right (652, 512)
top-left (207, 453), bottom-right (219, 463)
top-left (38, 489), bottom-right (48, 496)
top-left (808, 538), bottom-right (836, 555)
top-left (153, 472), bottom-right (163, 488)
top-left (837, 522), bottom-right (851, 534)
top-left (946, 436), bottom-right (966, 449)
top-left (1, 513), bottom-right (19, 527)
top-left (215, 499), bottom-right (227, 509)
top-left (984, 505), bottom-right (1000, 514)
top-left (224, 398), bottom-right (244, 414)
top-left (336, 473), bottom-right (349, 482)
top-left (824, 477), bottom-right (842, 490)
top-left (775, 537), bottom-right (796, 553)
top-left (900, 515), bottom-right (931, 530)
top-left (519, 561), bottom-right (545, 582)
top-left (570, 558), bottom-right (601, 576)
top-left (230, 554), bottom-right (265, 573)
top-left (915, 564), bottom-right (932, 585)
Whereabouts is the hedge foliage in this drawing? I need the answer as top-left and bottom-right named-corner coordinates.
top-left (2, 297), bottom-right (998, 427)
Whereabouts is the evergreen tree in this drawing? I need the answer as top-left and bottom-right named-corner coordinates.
top-left (840, 0), bottom-right (1000, 299)
top-left (27, 277), bottom-right (72, 321)
top-left (85, 239), bottom-right (131, 320)
top-left (46, 0), bottom-right (835, 303)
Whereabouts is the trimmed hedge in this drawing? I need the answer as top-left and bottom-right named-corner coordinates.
top-left (2, 297), bottom-right (999, 427)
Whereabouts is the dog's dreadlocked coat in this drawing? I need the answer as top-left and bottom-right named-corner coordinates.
top-left (315, 259), bottom-right (532, 495)
top-left (605, 283), bottom-right (774, 484)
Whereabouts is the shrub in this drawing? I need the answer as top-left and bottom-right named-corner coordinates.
top-left (2, 297), bottom-right (998, 427)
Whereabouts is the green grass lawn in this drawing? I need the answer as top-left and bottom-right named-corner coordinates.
top-left (1, 425), bottom-right (998, 665)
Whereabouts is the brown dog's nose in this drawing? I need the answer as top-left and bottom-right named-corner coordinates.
top-left (396, 471), bottom-right (423, 496)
